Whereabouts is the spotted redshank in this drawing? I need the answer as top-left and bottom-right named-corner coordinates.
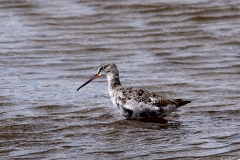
top-left (77, 62), bottom-right (190, 123)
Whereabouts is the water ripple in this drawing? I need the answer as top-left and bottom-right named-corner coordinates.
top-left (1, 0), bottom-right (240, 159)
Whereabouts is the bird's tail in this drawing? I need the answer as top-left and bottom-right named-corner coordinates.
top-left (173, 99), bottom-right (191, 108)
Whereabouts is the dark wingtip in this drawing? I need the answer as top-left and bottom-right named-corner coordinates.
top-left (174, 99), bottom-right (191, 107)
top-left (183, 100), bottom-right (191, 105)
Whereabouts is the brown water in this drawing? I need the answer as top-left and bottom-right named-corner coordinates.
top-left (1, 0), bottom-right (240, 159)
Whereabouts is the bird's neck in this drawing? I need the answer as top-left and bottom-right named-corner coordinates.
top-left (107, 73), bottom-right (121, 90)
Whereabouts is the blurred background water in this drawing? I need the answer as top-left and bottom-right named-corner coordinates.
top-left (0, 0), bottom-right (240, 159)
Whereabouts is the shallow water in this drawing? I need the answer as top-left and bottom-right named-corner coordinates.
top-left (1, 0), bottom-right (240, 159)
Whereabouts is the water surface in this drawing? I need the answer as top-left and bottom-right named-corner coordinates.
top-left (0, 0), bottom-right (240, 159)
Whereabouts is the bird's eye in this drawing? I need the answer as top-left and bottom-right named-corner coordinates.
top-left (97, 67), bottom-right (103, 73)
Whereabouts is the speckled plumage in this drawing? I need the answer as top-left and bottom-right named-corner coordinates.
top-left (77, 62), bottom-right (190, 119)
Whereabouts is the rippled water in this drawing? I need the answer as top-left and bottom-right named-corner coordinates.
top-left (1, 0), bottom-right (240, 159)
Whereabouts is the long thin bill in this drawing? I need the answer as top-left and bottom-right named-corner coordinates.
top-left (77, 74), bottom-right (99, 91)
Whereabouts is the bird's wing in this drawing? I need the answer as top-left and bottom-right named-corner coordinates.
top-left (117, 86), bottom-right (174, 109)
top-left (113, 86), bottom-right (190, 118)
